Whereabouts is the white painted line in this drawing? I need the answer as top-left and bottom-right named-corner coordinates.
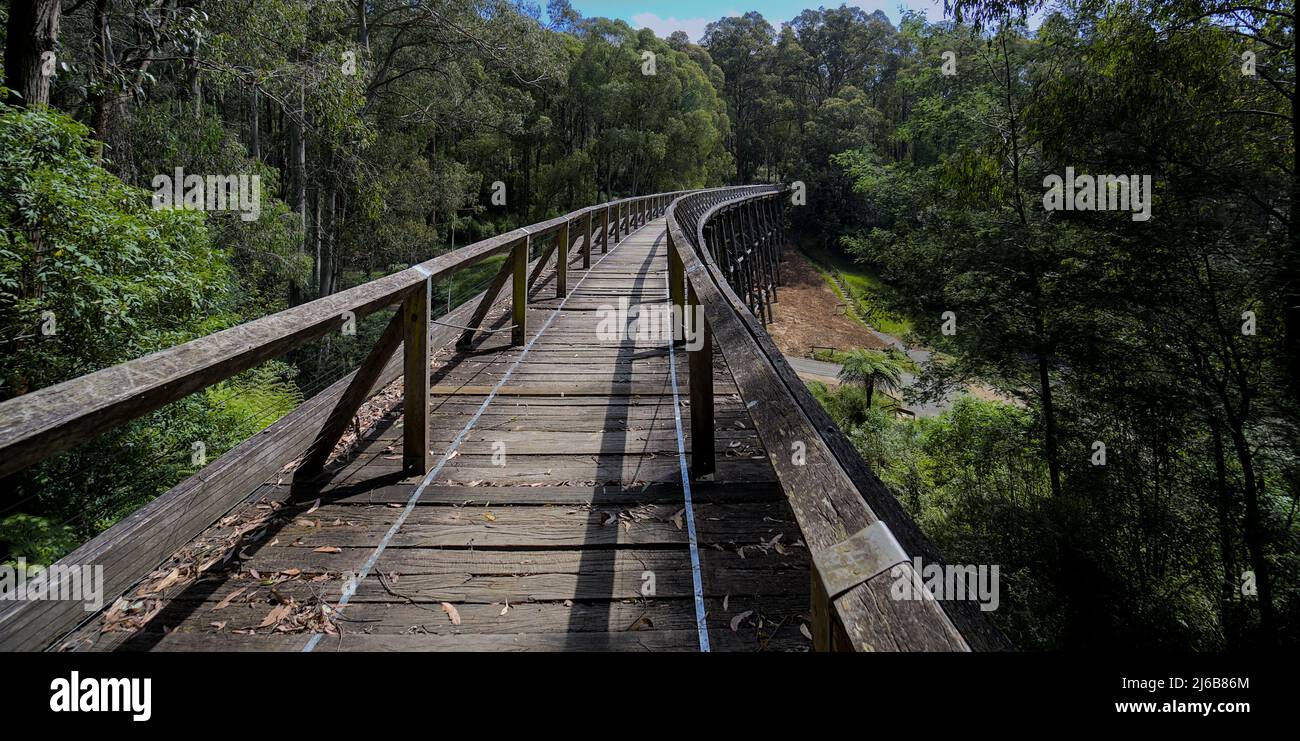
top-left (661, 232), bottom-right (711, 652)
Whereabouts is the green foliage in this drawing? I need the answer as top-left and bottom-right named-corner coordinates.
top-left (0, 99), bottom-right (298, 562)
top-left (802, 235), bottom-right (915, 337)
top-left (124, 103), bottom-right (307, 314)
top-left (0, 101), bottom-right (230, 396)
top-left (837, 348), bottom-right (908, 406)
top-left (824, 2), bottom-right (1298, 649)
top-left (0, 514), bottom-right (78, 567)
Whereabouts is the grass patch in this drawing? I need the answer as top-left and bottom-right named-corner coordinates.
top-left (800, 242), bottom-right (914, 338)
top-left (811, 347), bottom-right (920, 374)
top-left (811, 348), bottom-right (853, 363)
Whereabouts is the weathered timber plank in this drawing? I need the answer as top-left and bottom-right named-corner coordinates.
top-left (252, 481), bottom-right (784, 506)
top-left (116, 629), bottom-right (806, 652)
top-left (252, 501), bottom-right (797, 548)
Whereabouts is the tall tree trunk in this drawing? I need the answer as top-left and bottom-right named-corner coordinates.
top-left (320, 168), bottom-right (338, 297)
top-left (186, 36), bottom-right (202, 117)
top-left (3, 0), bottom-right (61, 108)
top-left (356, 0), bottom-right (370, 53)
top-left (309, 178), bottom-right (320, 296)
top-left (1227, 419), bottom-right (1276, 646)
top-left (1288, 25), bottom-right (1300, 416)
top-left (1209, 416), bottom-right (1239, 647)
top-left (1038, 347), bottom-right (1063, 498)
top-left (288, 78), bottom-right (308, 306)
top-left (89, 0), bottom-right (110, 137)
top-left (5, 0), bottom-right (61, 396)
top-left (249, 85), bottom-right (261, 161)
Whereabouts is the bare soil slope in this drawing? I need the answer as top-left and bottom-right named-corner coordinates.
top-left (768, 250), bottom-right (886, 357)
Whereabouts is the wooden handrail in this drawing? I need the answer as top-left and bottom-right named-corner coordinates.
top-left (666, 186), bottom-right (1011, 652)
top-left (0, 191), bottom-right (689, 479)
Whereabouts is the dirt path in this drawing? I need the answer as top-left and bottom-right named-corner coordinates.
top-left (768, 250), bottom-right (886, 357)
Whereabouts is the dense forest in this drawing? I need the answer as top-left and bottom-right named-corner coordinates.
top-left (1, 0), bottom-right (1296, 651)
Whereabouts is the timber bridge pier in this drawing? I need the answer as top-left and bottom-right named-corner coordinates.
top-left (0, 186), bottom-right (1008, 652)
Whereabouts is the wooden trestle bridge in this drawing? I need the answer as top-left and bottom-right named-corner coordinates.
top-left (0, 186), bottom-right (1009, 652)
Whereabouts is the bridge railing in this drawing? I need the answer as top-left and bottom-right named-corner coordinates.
top-left (666, 187), bottom-right (1012, 652)
top-left (0, 189), bottom-right (681, 650)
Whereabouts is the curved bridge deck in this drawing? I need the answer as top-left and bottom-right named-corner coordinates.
top-left (69, 219), bottom-right (809, 652)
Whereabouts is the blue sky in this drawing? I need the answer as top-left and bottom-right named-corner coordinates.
top-left (567, 1), bottom-right (955, 41)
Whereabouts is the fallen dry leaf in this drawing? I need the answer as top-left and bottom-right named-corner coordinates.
top-left (441, 602), bottom-right (462, 625)
top-left (628, 616), bottom-right (655, 631)
top-left (313, 546), bottom-right (343, 554)
top-left (258, 603), bottom-right (292, 629)
top-left (211, 587), bottom-right (247, 611)
top-left (142, 568), bottom-right (181, 595)
top-left (730, 610), bottom-right (753, 632)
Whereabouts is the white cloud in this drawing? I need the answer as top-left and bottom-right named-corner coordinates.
top-left (630, 12), bottom-right (736, 43)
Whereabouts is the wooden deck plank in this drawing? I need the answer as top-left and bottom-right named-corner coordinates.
top-left (111, 629), bottom-right (808, 652)
top-left (251, 482), bottom-right (784, 506)
top-left (251, 501), bottom-right (796, 549)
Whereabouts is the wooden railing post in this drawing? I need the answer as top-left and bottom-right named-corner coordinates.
top-left (668, 232), bottom-right (685, 343)
top-left (773, 197), bottom-right (788, 276)
top-left (602, 206), bottom-right (611, 253)
top-left (810, 565), bottom-right (853, 651)
top-left (724, 209), bottom-right (750, 315)
top-left (713, 221), bottom-right (727, 279)
top-left (512, 236), bottom-right (528, 346)
top-left (615, 203), bottom-right (623, 243)
top-left (687, 281), bottom-right (715, 479)
top-left (556, 221), bottom-right (569, 299)
top-left (583, 211), bottom-right (593, 269)
top-left (743, 207), bottom-right (763, 322)
top-left (402, 278), bottom-right (431, 474)
top-left (747, 202), bottom-right (774, 325)
top-left (763, 198), bottom-right (780, 287)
